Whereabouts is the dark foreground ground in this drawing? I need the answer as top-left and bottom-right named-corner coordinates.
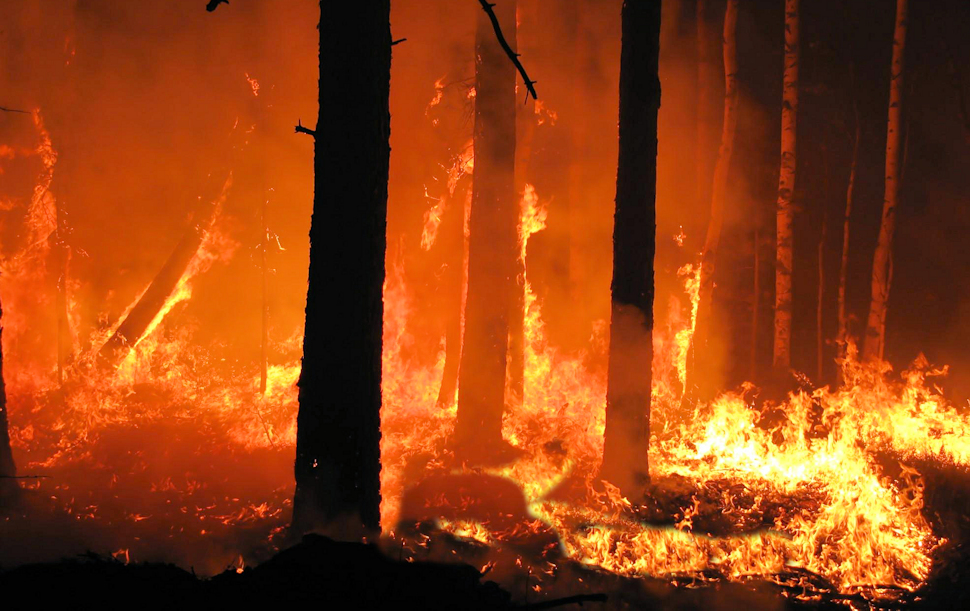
top-left (2, 531), bottom-right (969, 610)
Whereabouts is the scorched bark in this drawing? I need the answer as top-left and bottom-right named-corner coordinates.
top-left (292, 1), bottom-right (390, 534)
top-left (454, 0), bottom-right (518, 460)
top-left (601, 0), bottom-right (661, 495)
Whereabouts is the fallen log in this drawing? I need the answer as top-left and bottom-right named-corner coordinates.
top-left (98, 172), bottom-right (232, 367)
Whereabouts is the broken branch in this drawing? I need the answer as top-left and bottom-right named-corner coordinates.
top-left (476, 0), bottom-right (538, 100)
top-left (294, 119), bottom-right (316, 138)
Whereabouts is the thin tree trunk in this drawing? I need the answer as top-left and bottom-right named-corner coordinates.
top-left (837, 92), bottom-right (860, 383)
top-left (863, 0), bottom-right (908, 362)
top-left (695, 0), bottom-right (716, 212)
top-left (0, 295), bottom-right (16, 490)
top-left (55, 202), bottom-right (69, 387)
top-left (259, 187), bottom-right (268, 395)
top-left (817, 214), bottom-right (826, 382)
top-left (601, 0), bottom-right (661, 495)
top-left (751, 227), bottom-right (760, 380)
top-left (292, 0), bottom-right (390, 535)
top-left (455, 0), bottom-right (518, 460)
top-left (686, 0), bottom-right (739, 401)
top-left (772, 0), bottom-right (799, 370)
top-left (436, 176), bottom-right (471, 408)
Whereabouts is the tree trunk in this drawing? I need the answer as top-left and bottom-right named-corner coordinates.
top-left (837, 93), bottom-right (860, 383)
top-left (751, 227), bottom-right (760, 380)
top-left (0, 295), bottom-right (16, 492)
top-left (292, 1), bottom-right (390, 535)
top-left (97, 172), bottom-right (230, 367)
top-left (436, 176), bottom-right (471, 408)
top-left (816, 214), bottom-right (826, 382)
top-left (454, 0), bottom-right (518, 461)
top-left (863, 0), bottom-right (908, 362)
top-left (695, 0), bottom-right (716, 213)
top-left (601, 0), bottom-right (661, 495)
top-left (772, 0), bottom-right (799, 370)
top-left (686, 0), bottom-right (738, 402)
top-left (259, 186), bottom-right (269, 395)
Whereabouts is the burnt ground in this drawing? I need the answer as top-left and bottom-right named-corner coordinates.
top-left (1, 526), bottom-right (967, 610)
top-left (2, 457), bottom-right (970, 610)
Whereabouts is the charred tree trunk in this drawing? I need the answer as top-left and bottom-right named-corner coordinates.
top-left (0, 296), bottom-right (16, 491)
top-left (292, 1), bottom-right (390, 534)
top-left (685, 0), bottom-right (738, 402)
top-left (454, 0), bottom-right (518, 461)
top-left (98, 173), bottom-right (230, 367)
top-left (863, 0), bottom-right (908, 362)
top-left (751, 227), bottom-right (760, 380)
top-left (601, 0), bottom-right (661, 495)
top-left (772, 0), bottom-right (799, 370)
top-left (837, 93), bottom-right (860, 383)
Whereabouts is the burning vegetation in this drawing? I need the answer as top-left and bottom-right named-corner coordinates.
top-left (3, 0), bottom-right (970, 608)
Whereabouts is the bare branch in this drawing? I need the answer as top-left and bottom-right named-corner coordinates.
top-left (391, 38), bottom-right (407, 46)
top-left (294, 119), bottom-right (317, 138)
top-left (0, 106), bottom-right (29, 114)
top-left (476, 0), bottom-right (538, 100)
top-left (205, 0), bottom-right (228, 12)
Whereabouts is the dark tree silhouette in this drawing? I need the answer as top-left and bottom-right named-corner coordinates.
top-left (292, 1), bottom-right (391, 534)
top-left (0, 295), bottom-right (16, 492)
top-left (454, 0), bottom-right (519, 461)
top-left (601, 0), bottom-right (661, 495)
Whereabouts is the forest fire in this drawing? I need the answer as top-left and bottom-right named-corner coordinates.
top-left (4, 0), bottom-right (970, 609)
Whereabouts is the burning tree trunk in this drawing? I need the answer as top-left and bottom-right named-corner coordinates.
top-left (292, 1), bottom-right (390, 534)
top-left (837, 92), bottom-right (860, 382)
top-left (97, 173), bottom-right (230, 367)
top-left (436, 176), bottom-right (471, 409)
top-left (772, 0), bottom-right (799, 370)
top-left (0, 295), bottom-right (16, 494)
top-left (686, 0), bottom-right (739, 401)
top-left (863, 0), bottom-right (908, 362)
top-left (601, 0), bottom-right (661, 495)
top-left (454, 0), bottom-right (518, 461)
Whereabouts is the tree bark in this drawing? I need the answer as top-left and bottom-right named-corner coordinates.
top-left (772, 0), bottom-right (799, 370)
top-left (97, 172), bottom-right (230, 367)
top-left (837, 93), bottom-right (860, 383)
top-left (686, 0), bottom-right (738, 401)
top-left (695, 0), bottom-right (716, 213)
top-left (436, 176), bottom-right (471, 409)
top-left (601, 0), bottom-right (661, 495)
top-left (863, 0), bottom-right (908, 362)
top-left (0, 295), bottom-right (16, 494)
top-left (454, 0), bottom-right (518, 460)
top-left (292, 1), bottom-right (390, 535)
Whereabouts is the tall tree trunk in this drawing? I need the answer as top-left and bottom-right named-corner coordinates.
top-left (772, 0), bottom-right (799, 370)
top-left (601, 0), bottom-right (661, 496)
top-left (864, 0), bottom-right (908, 362)
top-left (751, 226), bottom-right (760, 380)
top-left (0, 295), bottom-right (16, 495)
top-left (817, 214), bottom-right (826, 382)
top-left (259, 186), bottom-right (269, 395)
top-left (837, 93), bottom-right (860, 383)
top-left (695, 0), bottom-right (716, 212)
top-left (436, 176), bottom-right (471, 408)
top-left (292, 1), bottom-right (390, 535)
top-left (454, 0), bottom-right (518, 461)
top-left (685, 0), bottom-right (738, 401)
